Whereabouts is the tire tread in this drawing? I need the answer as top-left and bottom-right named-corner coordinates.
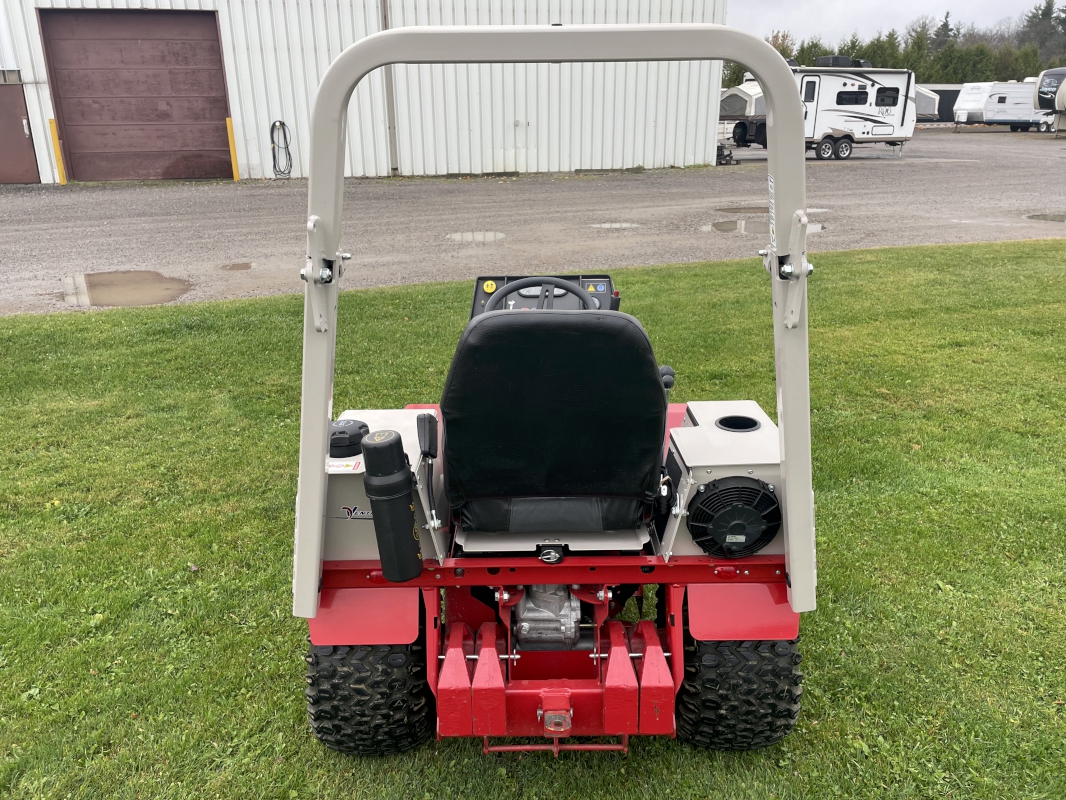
top-left (676, 638), bottom-right (803, 750)
top-left (304, 639), bottom-right (435, 756)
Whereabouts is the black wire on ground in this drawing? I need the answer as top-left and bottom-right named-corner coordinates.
top-left (271, 120), bottom-right (292, 179)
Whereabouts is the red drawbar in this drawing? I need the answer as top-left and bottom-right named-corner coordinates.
top-left (602, 621), bottom-right (639, 735)
top-left (307, 587), bottom-right (420, 645)
top-left (437, 624), bottom-right (474, 736)
top-left (631, 621), bottom-right (674, 734)
top-left (686, 582), bottom-right (800, 641)
top-left (471, 623), bottom-right (507, 736)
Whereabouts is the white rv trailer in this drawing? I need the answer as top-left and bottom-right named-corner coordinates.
top-left (720, 65), bottom-right (916, 159)
top-left (953, 80), bottom-right (1052, 131)
top-left (1034, 67), bottom-right (1066, 133)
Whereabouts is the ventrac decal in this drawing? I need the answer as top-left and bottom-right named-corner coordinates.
top-left (330, 506), bottom-right (373, 520)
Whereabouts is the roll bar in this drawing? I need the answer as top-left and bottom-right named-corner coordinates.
top-left (294, 24), bottom-right (816, 617)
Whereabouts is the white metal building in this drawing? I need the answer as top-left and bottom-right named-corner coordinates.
top-left (0, 0), bottom-right (726, 183)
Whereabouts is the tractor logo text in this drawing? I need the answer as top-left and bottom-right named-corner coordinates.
top-left (342, 506), bottom-right (373, 520)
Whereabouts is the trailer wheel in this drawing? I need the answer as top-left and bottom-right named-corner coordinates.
top-left (815, 139), bottom-right (835, 160)
top-left (676, 638), bottom-right (803, 750)
top-left (305, 637), bottom-right (435, 756)
top-left (833, 139), bottom-right (853, 159)
top-left (1010, 125), bottom-right (1020, 132)
top-left (732, 122), bottom-right (748, 147)
top-left (1020, 125), bottom-right (1032, 132)
top-left (1039, 121), bottom-right (1050, 133)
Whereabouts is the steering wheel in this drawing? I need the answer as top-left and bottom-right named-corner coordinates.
top-left (483, 276), bottom-right (598, 312)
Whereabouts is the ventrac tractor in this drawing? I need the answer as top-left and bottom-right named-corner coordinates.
top-left (292, 22), bottom-right (817, 755)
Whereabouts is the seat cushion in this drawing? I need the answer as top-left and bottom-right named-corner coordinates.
top-left (440, 309), bottom-right (667, 530)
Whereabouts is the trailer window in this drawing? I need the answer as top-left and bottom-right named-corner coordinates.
top-left (875, 87), bottom-right (899, 107)
top-left (996, 96), bottom-right (1006, 104)
top-left (836, 91), bottom-right (868, 105)
top-left (803, 81), bottom-right (817, 102)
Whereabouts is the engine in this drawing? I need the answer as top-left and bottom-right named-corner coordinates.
top-left (513, 585), bottom-right (582, 649)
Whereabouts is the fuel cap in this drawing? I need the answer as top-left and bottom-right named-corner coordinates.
top-left (329, 419), bottom-right (369, 458)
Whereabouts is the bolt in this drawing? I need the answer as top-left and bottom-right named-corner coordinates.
top-left (758, 249), bottom-right (769, 257)
top-left (596, 589), bottom-right (605, 601)
top-left (767, 484), bottom-right (775, 492)
top-left (501, 591), bottom-right (510, 602)
top-left (318, 266), bottom-right (333, 283)
top-left (748, 469), bottom-right (754, 474)
top-left (705, 469), bottom-right (713, 474)
top-left (520, 623), bottom-right (530, 634)
top-left (780, 263), bottom-right (795, 278)
top-left (743, 570), bottom-right (750, 575)
top-left (339, 253), bottom-right (352, 261)
top-left (494, 590), bottom-right (500, 602)
top-left (698, 484), bottom-right (706, 493)
top-left (435, 573), bottom-right (441, 580)
top-left (571, 584), bottom-right (580, 590)
top-left (776, 570), bottom-right (782, 575)
top-left (454, 568), bottom-right (464, 577)
top-left (806, 262), bottom-right (814, 275)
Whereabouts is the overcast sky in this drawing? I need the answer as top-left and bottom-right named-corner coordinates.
top-left (726, 1), bottom-right (1038, 45)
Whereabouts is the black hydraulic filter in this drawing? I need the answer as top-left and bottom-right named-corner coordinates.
top-left (361, 430), bottom-right (423, 582)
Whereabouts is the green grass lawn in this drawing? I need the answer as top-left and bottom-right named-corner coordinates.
top-left (2, 240), bottom-right (1065, 799)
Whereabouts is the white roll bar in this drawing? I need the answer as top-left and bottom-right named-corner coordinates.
top-left (294, 24), bottom-right (816, 617)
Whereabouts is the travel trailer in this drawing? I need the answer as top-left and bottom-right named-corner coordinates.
top-left (1034, 68), bottom-right (1066, 133)
top-left (953, 81), bottom-right (1053, 131)
top-left (720, 58), bottom-right (916, 159)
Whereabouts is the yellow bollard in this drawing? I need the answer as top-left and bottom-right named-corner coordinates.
top-left (48, 119), bottom-right (67, 185)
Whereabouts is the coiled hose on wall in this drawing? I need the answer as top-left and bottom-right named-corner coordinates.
top-left (270, 120), bottom-right (292, 179)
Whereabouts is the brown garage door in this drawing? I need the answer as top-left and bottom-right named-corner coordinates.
top-left (40, 9), bottom-right (231, 181)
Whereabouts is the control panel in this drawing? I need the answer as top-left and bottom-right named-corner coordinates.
top-left (470, 275), bottom-right (619, 318)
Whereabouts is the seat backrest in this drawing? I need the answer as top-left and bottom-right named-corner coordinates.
top-left (440, 309), bottom-right (667, 532)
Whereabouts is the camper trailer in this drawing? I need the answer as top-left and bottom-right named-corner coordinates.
top-left (953, 81), bottom-right (1052, 131)
top-left (720, 57), bottom-right (916, 159)
top-left (1034, 68), bottom-right (1066, 133)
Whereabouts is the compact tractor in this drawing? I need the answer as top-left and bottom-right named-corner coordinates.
top-left (293, 23), bottom-right (816, 755)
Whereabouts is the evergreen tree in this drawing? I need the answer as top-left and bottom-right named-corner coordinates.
top-left (932, 13), bottom-right (959, 53)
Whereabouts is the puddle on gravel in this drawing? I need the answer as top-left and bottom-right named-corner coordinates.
top-left (591, 222), bottom-right (639, 229)
top-left (716, 206), bottom-right (769, 214)
top-left (80, 271), bottom-right (192, 307)
top-left (704, 220), bottom-right (825, 234)
top-left (1029, 213), bottom-right (1066, 222)
top-left (221, 262), bottom-right (253, 271)
top-left (447, 231), bottom-right (506, 242)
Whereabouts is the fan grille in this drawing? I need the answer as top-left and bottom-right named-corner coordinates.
top-left (686, 476), bottom-right (781, 558)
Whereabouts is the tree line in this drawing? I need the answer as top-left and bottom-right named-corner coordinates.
top-left (724, 2), bottom-right (1066, 86)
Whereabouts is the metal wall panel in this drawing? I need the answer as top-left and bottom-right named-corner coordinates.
top-left (8, 0), bottom-right (725, 183)
top-left (0, 0), bottom-right (19, 70)
top-left (387, 0), bottom-right (727, 175)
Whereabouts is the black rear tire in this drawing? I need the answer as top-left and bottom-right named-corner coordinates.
top-left (305, 637), bottom-right (435, 755)
top-left (676, 638), bottom-right (803, 750)
top-left (834, 138), bottom-right (853, 159)
top-left (815, 139), bottom-right (834, 160)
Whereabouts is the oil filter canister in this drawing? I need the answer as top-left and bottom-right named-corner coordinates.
top-left (361, 430), bottom-right (423, 582)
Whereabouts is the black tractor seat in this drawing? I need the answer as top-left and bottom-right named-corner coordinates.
top-left (440, 308), bottom-right (668, 534)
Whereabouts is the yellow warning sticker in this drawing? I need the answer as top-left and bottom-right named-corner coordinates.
top-left (587, 284), bottom-right (596, 292)
top-left (483, 280), bottom-right (497, 293)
